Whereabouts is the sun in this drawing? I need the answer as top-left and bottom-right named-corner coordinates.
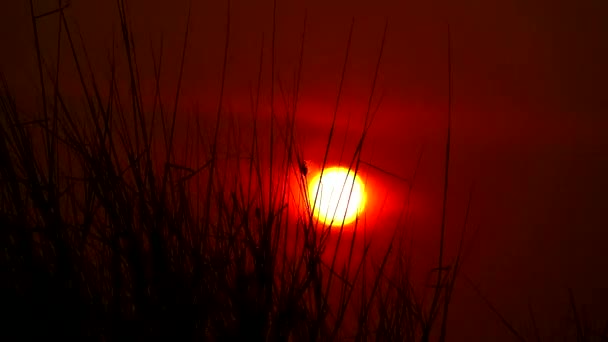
top-left (308, 166), bottom-right (366, 225)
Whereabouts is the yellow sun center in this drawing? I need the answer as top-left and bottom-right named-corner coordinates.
top-left (308, 167), bottom-right (366, 225)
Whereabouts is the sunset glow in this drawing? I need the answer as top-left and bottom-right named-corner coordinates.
top-left (308, 167), bottom-right (366, 225)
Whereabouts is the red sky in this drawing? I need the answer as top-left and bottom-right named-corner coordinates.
top-left (2, 0), bottom-right (607, 339)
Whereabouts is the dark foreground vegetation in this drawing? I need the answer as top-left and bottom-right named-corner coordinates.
top-left (1, 1), bottom-right (605, 341)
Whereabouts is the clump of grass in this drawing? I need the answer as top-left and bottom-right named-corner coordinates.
top-left (0, 1), bottom-right (492, 341)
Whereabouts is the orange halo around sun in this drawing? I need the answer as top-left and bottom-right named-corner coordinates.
top-left (308, 167), bottom-right (366, 225)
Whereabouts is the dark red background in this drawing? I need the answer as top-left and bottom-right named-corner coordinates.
top-left (2, 0), bottom-right (607, 339)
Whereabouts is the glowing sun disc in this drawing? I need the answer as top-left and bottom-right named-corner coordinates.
top-left (308, 167), bottom-right (366, 225)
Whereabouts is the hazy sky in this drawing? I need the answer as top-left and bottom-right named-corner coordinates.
top-left (2, 0), bottom-right (607, 339)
